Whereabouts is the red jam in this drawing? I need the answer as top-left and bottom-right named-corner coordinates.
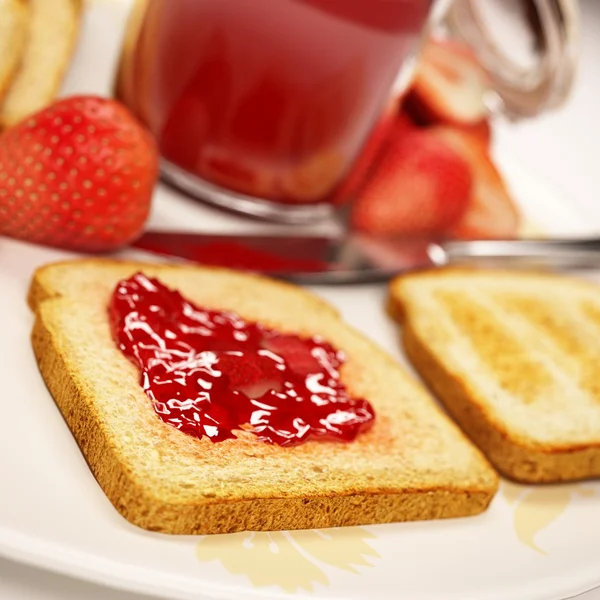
top-left (109, 273), bottom-right (375, 446)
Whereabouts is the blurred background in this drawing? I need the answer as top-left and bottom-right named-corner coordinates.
top-left (1, 1), bottom-right (600, 599)
top-left (493, 0), bottom-right (600, 225)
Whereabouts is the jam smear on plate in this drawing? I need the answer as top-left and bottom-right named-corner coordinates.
top-left (109, 273), bottom-right (375, 446)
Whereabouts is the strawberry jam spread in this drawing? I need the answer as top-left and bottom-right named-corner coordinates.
top-left (109, 273), bottom-right (375, 446)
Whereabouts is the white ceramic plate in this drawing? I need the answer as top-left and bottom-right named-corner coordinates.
top-left (1, 2), bottom-right (600, 600)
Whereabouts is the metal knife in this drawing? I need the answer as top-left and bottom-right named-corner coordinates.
top-left (131, 230), bottom-right (600, 284)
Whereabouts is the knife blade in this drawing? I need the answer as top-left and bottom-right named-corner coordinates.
top-left (131, 230), bottom-right (438, 283)
top-left (131, 230), bottom-right (600, 284)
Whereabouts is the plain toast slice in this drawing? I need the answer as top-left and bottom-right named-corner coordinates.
top-left (0, 0), bottom-right (82, 128)
top-left (389, 268), bottom-right (600, 484)
top-left (28, 259), bottom-right (497, 534)
top-left (0, 0), bottom-right (29, 107)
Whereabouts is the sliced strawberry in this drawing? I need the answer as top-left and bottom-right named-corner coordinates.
top-left (452, 118), bottom-right (492, 148)
top-left (350, 127), bottom-right (472, 236)
top-left (332, 99), bottom-right (410, 205)
top-left (404, 38), bottom-right (490, 126)
top-left (0, 96), bottom-right (158, 251)
top-left (429, 127), bottom-right (520, 239)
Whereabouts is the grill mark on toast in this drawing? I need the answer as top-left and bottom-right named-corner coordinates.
top-left (579, 300), bottom-right (600, 336)
top-left (465, 290), bottom-right (600, 419)
top-left (492, 293), bottom-right (600, 404)
top-left (433, 288), bottom-right (551, 404)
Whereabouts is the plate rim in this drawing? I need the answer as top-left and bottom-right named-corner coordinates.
top-left (2, 0), bottom-right (599, 597)
top-left (1, 523), bottom-right (600, 600)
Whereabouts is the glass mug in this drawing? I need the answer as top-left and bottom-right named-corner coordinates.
top-left (116, 0), bottom-right (579, 223)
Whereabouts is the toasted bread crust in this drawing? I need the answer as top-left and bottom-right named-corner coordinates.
top-left (26, 258), bottom-right (342, 317)
top-left (389, 268), bottom-right (600, 484)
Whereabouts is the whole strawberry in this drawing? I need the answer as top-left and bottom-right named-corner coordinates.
top-left (0, 96), bottom-right (158, 251)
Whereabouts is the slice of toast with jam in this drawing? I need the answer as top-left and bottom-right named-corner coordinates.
top-left (28, 259), bottom-right (497, 534)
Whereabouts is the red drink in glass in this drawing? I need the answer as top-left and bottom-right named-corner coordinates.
top-left (118, 0), bottom-right (431, 219)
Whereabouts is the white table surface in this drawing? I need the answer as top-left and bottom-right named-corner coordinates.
top-left (1, 1), bottom-right (600, 598)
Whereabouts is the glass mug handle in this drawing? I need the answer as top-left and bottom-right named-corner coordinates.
top-left (438, 0), bottom-right (580, 118)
